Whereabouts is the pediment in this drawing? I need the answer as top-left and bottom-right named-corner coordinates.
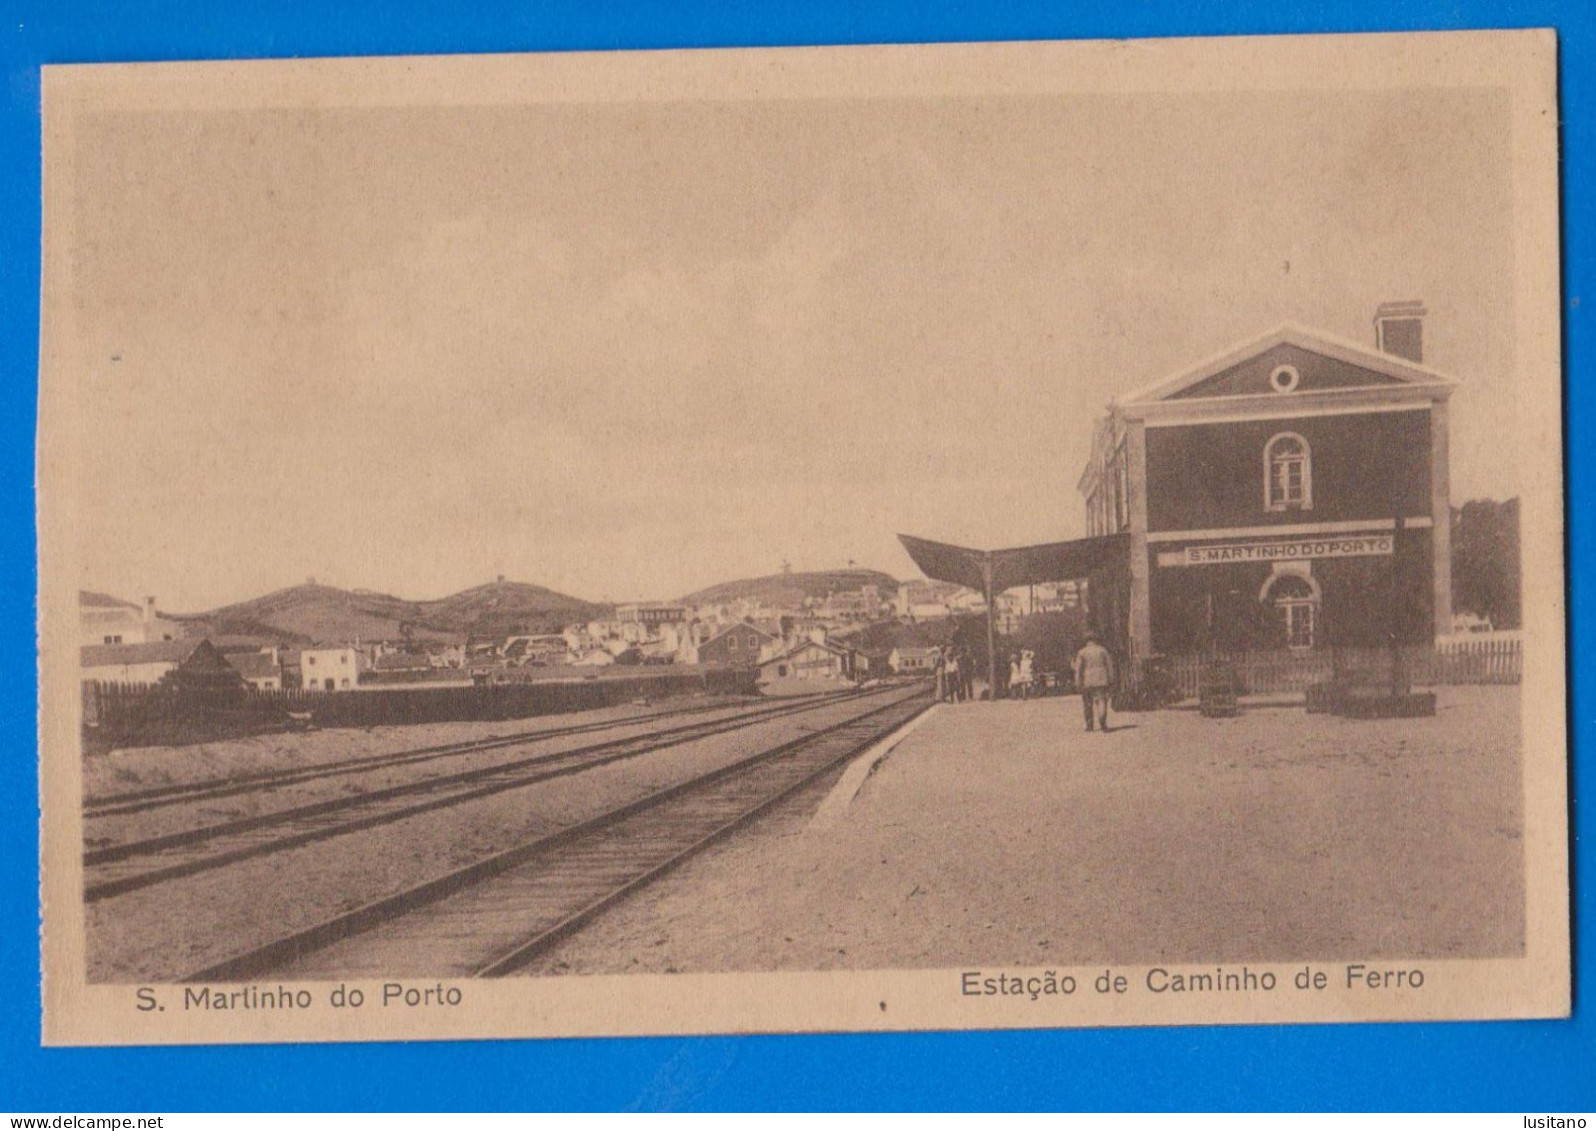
top-left (1119, 324), bottom-right (1458, 406)
top-left (1169, 342), bottom-right (1405, 399)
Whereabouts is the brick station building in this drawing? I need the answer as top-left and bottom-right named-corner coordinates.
top-left (1077, 303), bottom-right (1455, 661)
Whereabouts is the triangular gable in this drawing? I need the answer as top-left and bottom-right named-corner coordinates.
top-left (764, 638), bottom-right (849, 666)
top-left (1169, 342), bottom-right (1407, 399)
top-left (175, 638), bottom-right (234, 674)
top-left (702, 622), bottom-right (777, 648)
top-left (1119, 323), bottom-right (1459, 405)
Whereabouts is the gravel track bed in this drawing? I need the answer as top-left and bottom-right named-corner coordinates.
top-left (81, 694), bottom-right (753, 802)
top-left (85, 687), bottom-right (912, 981)
top-left (82, 697), bottom-right (804, 847)
top-left (516, 686), bottom-right (1524, 975)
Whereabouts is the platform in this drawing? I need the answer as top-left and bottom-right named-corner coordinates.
top-left (525, 687), bottom-right (1524, 975)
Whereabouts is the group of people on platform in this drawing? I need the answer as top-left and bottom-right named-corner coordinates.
top-left (934, 644), bottom-right (977, 703)
top-left (1006, 649), bottom-right (1038, 699)
top-left (926, 631), bottom-right (1117, 732)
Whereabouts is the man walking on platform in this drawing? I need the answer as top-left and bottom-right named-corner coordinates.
top-left (1072, 631), bottom-right (1115, 732)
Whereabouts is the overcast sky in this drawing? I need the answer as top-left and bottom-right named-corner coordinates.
top-left (69, 85), bottom-right (1515, 611)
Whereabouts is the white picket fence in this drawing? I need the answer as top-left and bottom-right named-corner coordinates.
top-left (1163, 638), bottom-right (1521, 699)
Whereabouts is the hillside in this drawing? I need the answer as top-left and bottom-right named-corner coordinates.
top-left (159, 567), bottom-right (903, 646)
top-left (178, 584), bottom-right (433, 644)
top-left (680, 568), bottom-right (898, 609)
top-left (180, 580), bottom-right (607, 644)
top-left (169, 611), bottom-right (312, 645)
top-left (80, 590), bottom-right (138, 609)
top-left (414, 581), bottom-right (608, 640)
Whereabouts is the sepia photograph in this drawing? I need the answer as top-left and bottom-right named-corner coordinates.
top-left (36, 29), bottom-right (1567, 1045)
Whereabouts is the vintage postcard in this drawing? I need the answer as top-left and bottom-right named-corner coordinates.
top-left (38, 30), bottom-right (1567, 1045)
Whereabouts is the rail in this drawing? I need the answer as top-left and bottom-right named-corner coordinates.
top-left (184, 687), bottom-right (933, 982)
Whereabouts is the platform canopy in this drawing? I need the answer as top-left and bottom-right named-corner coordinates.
top-left (897, 532), bottom-right (1130, 595)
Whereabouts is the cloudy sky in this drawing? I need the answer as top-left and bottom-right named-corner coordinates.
top-left (68, 84), bottom-right (1515, 610)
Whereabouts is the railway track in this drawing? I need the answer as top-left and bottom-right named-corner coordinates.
top-left (186, 686), bottom-right (932, 982)
top-left (83, 684), bottom-right (906, 902)
top-left (84, 692), bottom-right (812, 819)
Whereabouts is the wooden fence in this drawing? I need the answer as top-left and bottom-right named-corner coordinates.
top-left (1162, 638), bottom-right (1522, 701)
top-left (82, 666), bottom-right (760, 753)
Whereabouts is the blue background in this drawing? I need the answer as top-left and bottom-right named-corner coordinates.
top-left (2, 0), bottom-right (1589, 1112)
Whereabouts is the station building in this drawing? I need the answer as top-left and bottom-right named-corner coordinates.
top-left (615, 602), bottom-right (688, 627)
top-left (1077, 303), bottom-right (1455, 662)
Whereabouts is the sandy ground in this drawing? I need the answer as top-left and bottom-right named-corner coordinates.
top-left (84, 686), bottom-right (913, 981)
top-left (520, 686), bottom-right (1524, 975)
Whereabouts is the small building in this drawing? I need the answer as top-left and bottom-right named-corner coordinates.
top-left (80, 638), bottom-right (204, 685)
top-left (371, 651), bottom-right (432, 675)
top-left (889, 646), bottom-right (940, 674)
top-left (79, 591), bottom-right (185, 647)
top-left (501, 634), bottom-right (569, 666)
top-left (696, 622), bottom-right (781, 666)
top-left (225, 649), bottom-right (283, 691)
top-left (813, 588), bottom-right (885, 623)
top-left (300, 646), bottom-right (359, 691)
top-left (759, 639), bottom-right (855, 681)
top-left (895, 579), bottom-right (973, 621)
top-left (615, 602), bottom-right (688, 627)
top-left (163, 639), bottom-right (247, 695)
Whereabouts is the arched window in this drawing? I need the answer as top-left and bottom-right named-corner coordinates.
top-left (1264, 432), bottom-right (1312, 511)
top-left (1263, 573), bottom-right (1319, 650)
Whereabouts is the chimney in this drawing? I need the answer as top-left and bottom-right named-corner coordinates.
top-left (1374, 300), bottom-right (1427, 363)
top-left (143, 596), bottom-right (156, 624)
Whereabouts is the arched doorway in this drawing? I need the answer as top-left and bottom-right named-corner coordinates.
top-left (1260, 571), bottom-right (1320, 650)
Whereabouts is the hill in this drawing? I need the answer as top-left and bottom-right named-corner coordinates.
top-left (680, 568), bottom-right (898, 609)
top-left (169, 567), bottom-right (903, 645)
top-left (179, 580), bottom-right (607, 644)
top-left (414, 581), bottom-right (608, 640)
top-left (80, 590), bottom-right (139, 609)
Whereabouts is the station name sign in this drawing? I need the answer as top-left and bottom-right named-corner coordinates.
top-left (1161, 534), bottom-right (1395, 567)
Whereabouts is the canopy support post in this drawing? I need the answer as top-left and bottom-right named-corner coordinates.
top-left (982, 553), bottom-right (996, 701)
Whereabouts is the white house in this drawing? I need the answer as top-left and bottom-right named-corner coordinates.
top-left (888, 646), bottom-right (940, 674)
top-left (79, 591), bottom-right (185, 648)
top-left (758, 639), bottom-right (858, 683)
top-left (300, 646), bottom-right (359, 690)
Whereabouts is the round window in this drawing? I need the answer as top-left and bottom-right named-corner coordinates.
top-left (1269, 364), bottom-right (1301, 393)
